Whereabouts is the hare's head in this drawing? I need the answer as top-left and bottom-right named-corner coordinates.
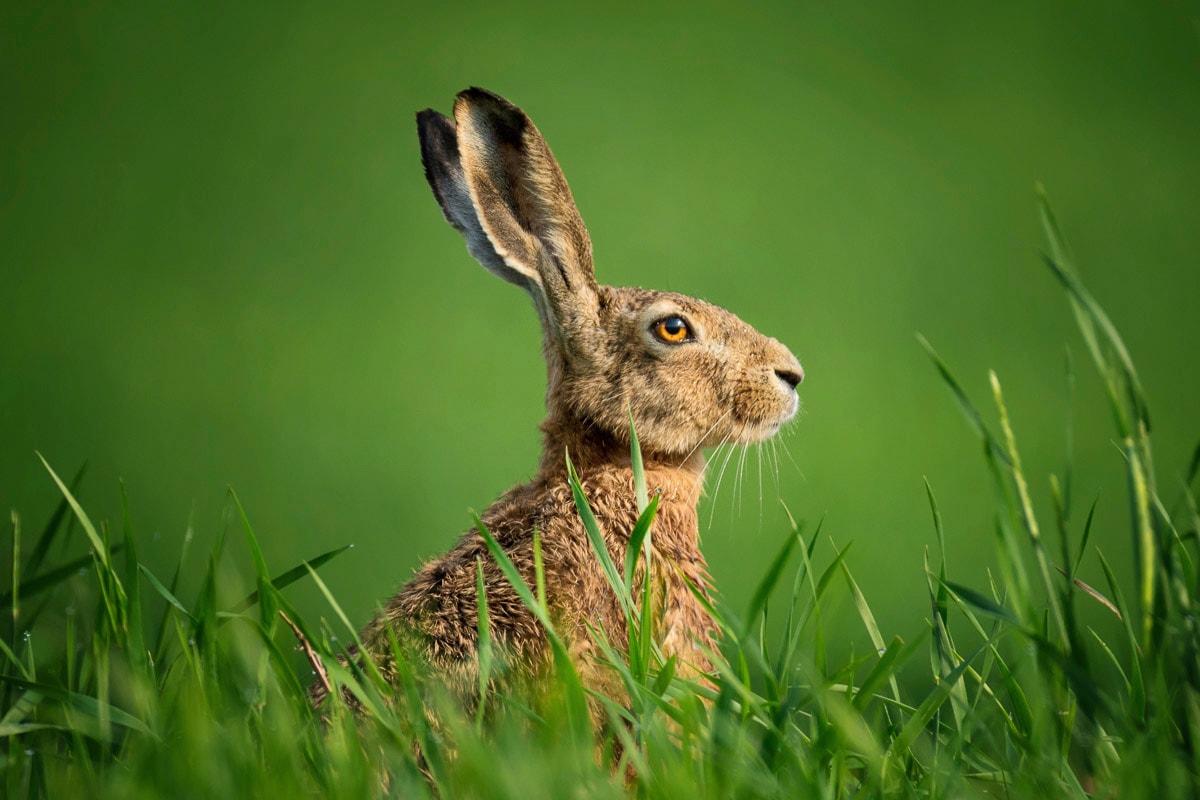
top-left (418, 89), bottom-right (803, 463)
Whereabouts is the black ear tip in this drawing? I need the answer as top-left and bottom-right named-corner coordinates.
top-left (454, 87), bottom-right (528, 143)
top-left (460, 86), bottom-right (507, 105)
top-left (457, 87), bottom-right (523, 119)
top-left (417, 110), bottom-right (457, 151)
top-left (417, 112), bottom-right (459, 202)
top-left (416, 108), bottom-right (454, 133)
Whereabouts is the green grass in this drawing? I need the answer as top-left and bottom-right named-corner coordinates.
top-left (2, 197), bottom-right (1198, 798)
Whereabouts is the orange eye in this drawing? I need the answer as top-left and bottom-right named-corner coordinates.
top-left (652, 316), bottom-right (692, 344)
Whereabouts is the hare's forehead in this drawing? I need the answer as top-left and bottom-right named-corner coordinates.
top-left (604, 288), bottom-right (744, 330)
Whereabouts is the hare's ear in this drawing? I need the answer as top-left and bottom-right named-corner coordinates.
top-left (450, 88), bottom-right (600, 344)
top-left (417, 109), bottom-right (541, 294)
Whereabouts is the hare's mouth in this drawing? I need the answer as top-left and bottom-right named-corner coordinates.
top-left (731, 413), bottom-right (794, 444)
top-left (725, 388), bottom-right (799, 443)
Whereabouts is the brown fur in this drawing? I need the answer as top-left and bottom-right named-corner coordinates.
top-left (310, 89), bottom-right (803, 726)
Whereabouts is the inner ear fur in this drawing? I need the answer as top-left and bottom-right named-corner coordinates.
top-left (417, 108), bottom-right (541, 293)
top-left (452, 88), bottom-right (601, 336)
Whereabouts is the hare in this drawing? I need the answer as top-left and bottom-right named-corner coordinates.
top-left (311, 88), bottom-right (803, 719)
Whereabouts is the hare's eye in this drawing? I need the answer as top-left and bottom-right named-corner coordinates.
top-left (652, 316), bottom-right (692, 344)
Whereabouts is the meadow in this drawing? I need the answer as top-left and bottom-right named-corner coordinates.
top-left (1, 202), bottom-right (1196, 797)
top-left (5, 1), bottom-right (1199, 650)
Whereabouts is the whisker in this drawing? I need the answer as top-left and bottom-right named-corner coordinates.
top-left (733, 440), bottom-right (750, 520)
top-left (676, 409), bottom-right (732, 469)
top-left (775, 422), bottom-right (803, 477)
top-left (770, 438), bottom-right (782, 497)
top-left (700, 431), bottom-right (729, 520)
top-left (705, 431), bottom-right (739, 528)
top-left (756, 438), bottom-right (764, 527)
top-left (724, 442), bottom-right (741, 530)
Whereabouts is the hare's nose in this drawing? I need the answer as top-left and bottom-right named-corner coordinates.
top-left (774, 368), bottom-right (804, 391)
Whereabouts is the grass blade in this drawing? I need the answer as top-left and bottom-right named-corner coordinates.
top-left (0, 548), bottom-right (124, 608)
top-left (743, 528), bottom-right (799, 637)
top-left (629, 408), bottom-right (648, 513)
top-left (916, 335), bottom-right (1010, 467)
top-left (0, 675), bottom-right (157, 739)
top-left (229, 490), bottom-right (278, 630)
top-left (886, 642), bottom-right (988, 762)
top-left (623, 495), bottom-right (660, 591)
top-left (472, 513), bottom-right (591, 741)
top-left (120, 483), bottom-right (148, 678)
top-left (474, 557), bottom-right (493, 731)
top-left (226, 544), bottom-right (354, 615)
top-left (138, 564), bottom-right (195, 622)
top-left (23, 462), bottom-right (87, 580)
top-left (36, 454), bottom-right (112, 573)
top-left (566, 452), bottom-right (632, 624)
top-left (842, 561), bottom-right (900, 703)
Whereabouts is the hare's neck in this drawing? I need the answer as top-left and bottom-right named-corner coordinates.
top-left (541, 405), bottom-right (702, 464)
top-left (537, 410), bottom-right (708, 510)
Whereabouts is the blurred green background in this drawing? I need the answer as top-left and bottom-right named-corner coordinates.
top-left (3, 1), bottom-right (1198, 655)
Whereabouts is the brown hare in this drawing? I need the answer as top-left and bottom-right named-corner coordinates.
top-left (311, 88), bottom-right (803, 721)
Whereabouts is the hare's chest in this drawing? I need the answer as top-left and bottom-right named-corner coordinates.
top-left (648, 543), bottom-right (715, 678)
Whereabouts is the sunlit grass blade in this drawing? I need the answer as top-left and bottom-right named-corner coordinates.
top-left (886, 642), bottom-right (987, 763)
top-left (1039, 188), bottom-right (1149, 434)
top-left (813, 540), bottom-right (854, 607)
top-left (630, 407), bottom-right (648, 513)
top-left (1122, 442), bottom-right (1159, 651)
top-left (916, 335), bottom-right (1010, 467)
top-left (229, 489), bottom-right (278, 631)
top-left (990, 371), bottom-right (1069, 649)
top-left (24, 462), bottom-right (86, 580)
top-left (474, 556), bottom-right (493, 731)
top-left (841, 561), bottom-right (900, 703)
top-left (227, 544), bottom-right (354, 614)
top-left (36, 454), bottom-right (112, 574)
top-left (624, 495), bottom-right (660, 592)
top-left (782, 515), bottom-right (826, 669)
top-left (566, 451), bottom-right (632, 624)
top-left (983, 452), bottom-right (1032, 620)
top-left (533, 527), bottom-right (547, 611)
top-left (303, 564), bottom-right (365, 656)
